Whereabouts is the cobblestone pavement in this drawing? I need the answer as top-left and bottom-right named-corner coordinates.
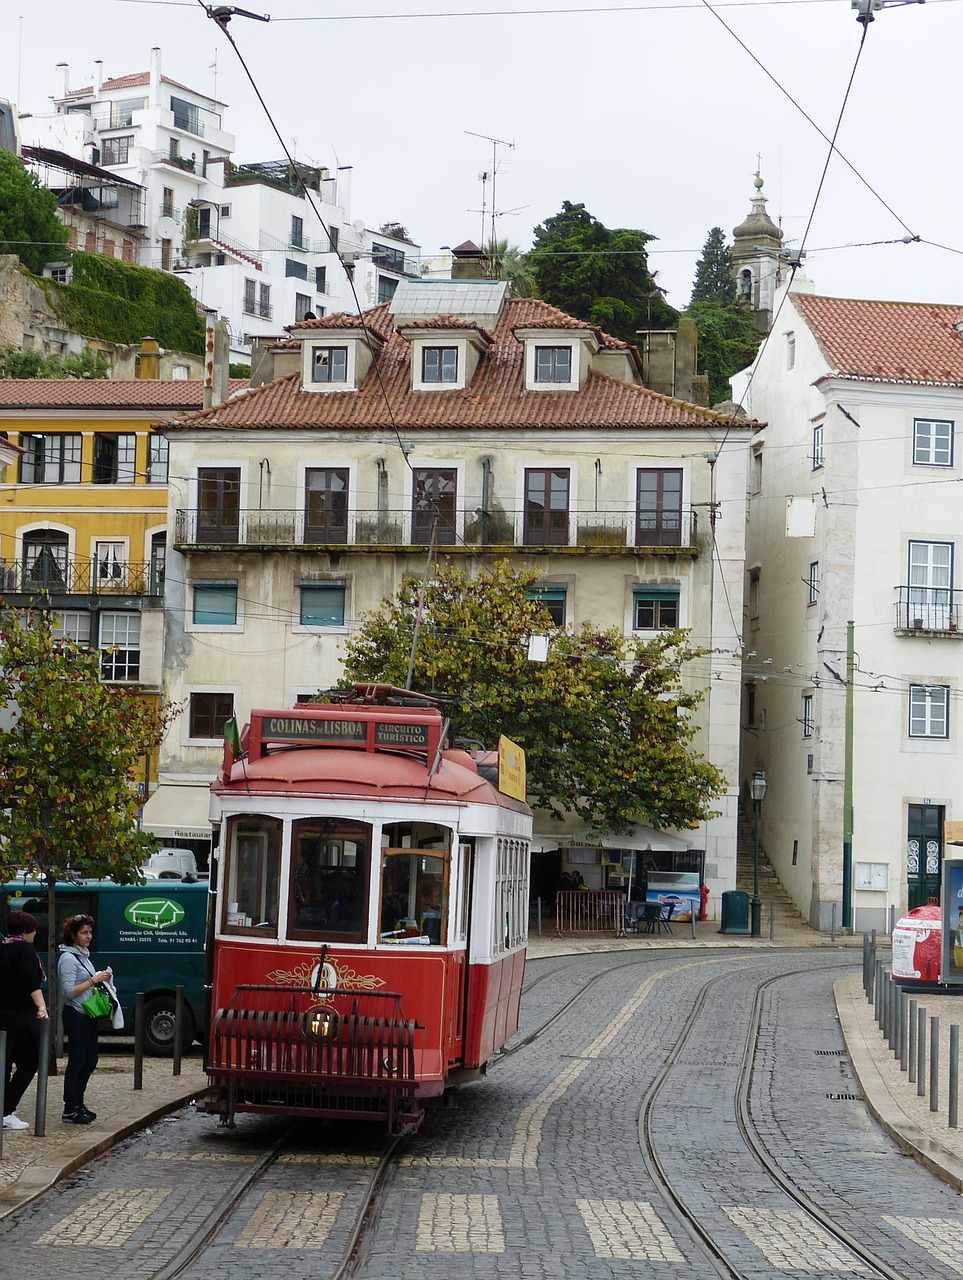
top-left (3, 934), bottom-right (963, 1280)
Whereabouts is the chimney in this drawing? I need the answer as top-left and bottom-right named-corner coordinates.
top-left (451, 240), bottom-right (488, 281)
top-left (55, 63), bottom-right (69, 100)
top-left (94, 61), bottom-right (103, 92)
top-left (336, 165), bottom-right (352, 219)
top-left (149, 48), bottom-right (162, 108)
top-left (138, 338), bottom-right (160, 380)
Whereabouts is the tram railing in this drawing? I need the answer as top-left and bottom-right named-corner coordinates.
top-left (555, 890), bottom-right (626, 936)
top-left (205, 984), bottom-right (419, 1132)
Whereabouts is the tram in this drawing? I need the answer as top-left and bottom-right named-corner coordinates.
top-left (201, 685), bottom-right (532, 1134)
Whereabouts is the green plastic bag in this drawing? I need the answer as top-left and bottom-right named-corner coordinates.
top-left (81, 985), bottom-right (112, 1019)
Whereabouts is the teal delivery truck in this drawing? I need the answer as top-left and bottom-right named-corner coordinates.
top-left (3, 878), bottom-right (209, 1056)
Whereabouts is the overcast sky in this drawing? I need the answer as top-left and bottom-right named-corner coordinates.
top-left (2, 0), bottom-right (959, 314)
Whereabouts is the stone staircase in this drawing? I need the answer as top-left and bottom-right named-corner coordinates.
top-left (735, 815), bottom-right (811, 936)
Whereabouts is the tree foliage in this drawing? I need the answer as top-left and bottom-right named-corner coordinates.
top-left (485, 239), bottom-right (538, 297)
top-left (527, 201), bottom-right (678, 342)
top-left (0, 344), bottom-right (109, 380)
top-left (686, 298), bottom-right (761, 406)
top-left (341, 562), bottom-right (725, 835)
top-left (690, 227), bottom-right (736, 304)
top-left (0, 150), bottom-right (70, 276)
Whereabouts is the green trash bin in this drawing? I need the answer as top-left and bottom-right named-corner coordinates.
top-left (719, 889), bottom-right (750, 935)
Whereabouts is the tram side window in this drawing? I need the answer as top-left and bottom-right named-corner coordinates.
top-left (224, 816), bottom-right (282, 933)
top-left (380, 822), bottom-right (450, 945)
top-left (289, 818), bottom-right (370, 941)
top-left (493, 837), bottom-right (529, 955)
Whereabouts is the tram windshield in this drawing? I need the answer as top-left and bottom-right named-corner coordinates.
top-left (223, 816), bottom-right (282, 933)
top-left (380, 822), bottom-right (450, 945)
top-left (289, 818), bottom-right (370, 942)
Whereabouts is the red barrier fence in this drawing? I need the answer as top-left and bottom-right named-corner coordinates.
top-left (555, 890), bottom-right (626, 935)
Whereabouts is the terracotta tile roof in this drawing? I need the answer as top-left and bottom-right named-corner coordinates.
top-left (65, 72), bottom-right (216, 101)
top-left (286, 305), bottom-right (394, 341)
top-left (795, 294), bottom-right (963, 386)
top-left (398, 315), bottom-right (495, 343)
top-left (0, 379), bottom-right (248, 410)
top-left (168, 299), bottom-right (747, 433)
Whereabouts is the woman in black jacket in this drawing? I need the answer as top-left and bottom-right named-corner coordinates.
top-left (0, 910), bottom-right (49, 1131)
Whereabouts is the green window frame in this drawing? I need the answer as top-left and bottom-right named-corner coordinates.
top-left (193, 582), bottom-right (238, 626)
top-left (300, 582), bottom-right (346, 627)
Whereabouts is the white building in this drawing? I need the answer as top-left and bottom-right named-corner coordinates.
top-left (18, 49), bottom-right (420, 363)
top-left (741, 275), bottom-right (963, 932)
top-left (147, 278), bottom-right (756, 907)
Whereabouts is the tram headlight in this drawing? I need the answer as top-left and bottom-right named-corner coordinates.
top-left (309, 1010), bottom-right (339, 1039)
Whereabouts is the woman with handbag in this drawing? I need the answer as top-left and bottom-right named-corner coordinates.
top-left (0, 910), bottom-right (49, 1131)
top-left (58, 914), bottom-right (112, 1125)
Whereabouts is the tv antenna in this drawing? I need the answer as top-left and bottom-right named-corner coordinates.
top-left (466, 131), bottom-right (515, 253)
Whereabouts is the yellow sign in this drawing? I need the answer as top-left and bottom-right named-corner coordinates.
top-left (498, 735), bottom-right (526, 801)
top-left (945, 821), bottom-right (963, 845)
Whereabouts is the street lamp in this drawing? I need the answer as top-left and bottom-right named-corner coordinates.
top-left (750, 770), bottom-right (768, 937)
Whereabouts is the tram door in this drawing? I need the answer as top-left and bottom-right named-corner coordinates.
top-left (451, 841), bottom-right (474, 1061)
top-left (907, 803), bottom-right (943, 909)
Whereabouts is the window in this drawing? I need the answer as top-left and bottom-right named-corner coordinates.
top-left (373, 242), bottom-right (405, 273)
top-left (745, 683), bottom-right (757, 729)
top-left (160, 239), bottom-right (172, 271)
top-left (295, 293), bottom-right (312, 322)
top-left (749, 569), bottom-right (760, 622)
top-left (812, 421), bottom-right (824, 470)
top-left (172, 364), bottom-right (189, 380)
top-left (150, 533), bottom-right (166, 595)
top-left (412, 468), bottom-right (457, 545)
top-left (378, 275), bottom-right (398, 304)
top-left (907, 541), bottom-right (952, 630)
top-left (291, 215), bottom-right (304, 249)
top-left (290, 817), bottom-right (370, 941)
top-left (299, 582), bottom-right (346, 627)
top-left (258, 283), bottom-right (271, 318)
top-left (101, 135), bottom-right (132, 165)
top-left (380, 821), bottom-right (450, 945)
top-left (315, 266), bottom-right (327, 293)
top-left (328, 226), bottom-right (339, 252)
top-left (633, 586), bottom-right (680, 630)
top-left (802, 693), bottom-right (814, 738)
top-left (909, 685), bottom-right (949, 739)
top-left (636, 468), bottom-right (683, 546)
top-left (197, 468), bottom-right (240, 543)
top-left (220, 204), bottom-right (231, 219)
top-left (170, 96), bottom-right (200, 134)
top-left (53, 610), bottom-right (91, 644)
top-left (112, 98), bottom-right (145, 127)
top-left (808, 561), bottom-right (820, 605)
top-left (243, 278), bottom-right (257, 315)
top-left (304, 467), bottom-right (348, 542)
top-left (914, 419), bottom-right (953, 467)
top-left (534, 346), bottom-right (572, 384)
top-left (751, 447), bottom-right (763, 493)
top-left (285, 258), bottom-right (308, 280)
top-left (189, 691), bottom-right (234, 739)
top-left (312, 346), bottom-right (348, 384)
top-left (93, 433), bottom-right (136, 484)
top-left (99, 611), bottom-right (140, 681)
top-left (527, 584), bottom-right (566, 626)
top-left (224, 815), bottom-right (282, 935)
top-left (193, 582), bottom-right (238, 627)
top-left (162, 187), bottom-right (174, 218)
top-left (23, 531), bottom-right (69, 590)
top-left (421, 346), bottom-right (457, 384)
top-left (786, 333), bottom-right (796, 369)
top-left (148, 436), bottom-right (169, 484)
top-left (524, 468), bottom-right (570, 546)
top-left (19, 433), bottom-right (82, 483)
top-left (96, 541), bottom-right (126, 586)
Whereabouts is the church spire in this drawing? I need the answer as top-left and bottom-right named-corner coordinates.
top-left (731, 172), bottom-right (785, 332)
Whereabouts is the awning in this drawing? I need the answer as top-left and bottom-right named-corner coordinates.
top-left (140, 784), bottom-right (213, 842)
top-left (530, 822), bottom-right (691, 854)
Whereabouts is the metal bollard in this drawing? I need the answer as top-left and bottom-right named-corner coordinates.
top-left (930, 1015), bottom-right (940, 1113)
top-left (917, 1006), bottom-right (927, 1097)
top-left (133, 992), bottom-right (145, 1091)
top-left (769, 902), bottom-right (775, 941)
top-left (889, 903), bottom-right (896, 935)
top-left (173, 985), bottom-right (184, 1077)
top-left (888, 976), bottom-right (898, 1051)
top-left (950, 1025), bottom-right (959, 1130)
top-left (862, 934), bottom-right (870, 994)
top-left (34, 1016), bottom-right (50, 1137)
top-left (908, 999), bottom-right (918, 1083)
top-left (831, 902), bottom-right (837, 942)
top-left (880, 970), bottom-right (890, 1039)
top-left (537, 897), bottom-right (542, 936)
top-left (0, 1029), bottom-right (6, 1159)
top-left (899, 990), bottom-right (909, 1070)
top-left (874, 960), bottom-right (883, 1025)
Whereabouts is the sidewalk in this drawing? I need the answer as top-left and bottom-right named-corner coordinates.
top-left (3, 921), bottom-right (959, 1220)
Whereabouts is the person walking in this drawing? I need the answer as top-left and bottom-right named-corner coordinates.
top-left (0, 910), bottom-right (49, 1131)
top-left (58, 914), bottom-right (112, 1125)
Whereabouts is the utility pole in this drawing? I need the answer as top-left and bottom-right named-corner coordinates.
top-left (843, 619), bottom-right (855, 929)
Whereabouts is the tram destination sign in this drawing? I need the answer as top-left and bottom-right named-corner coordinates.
top-left (261, 714), bottom-right (431, 751)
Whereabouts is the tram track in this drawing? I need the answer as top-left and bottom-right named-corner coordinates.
top-left (637, 966), bottom-right (906, 1280)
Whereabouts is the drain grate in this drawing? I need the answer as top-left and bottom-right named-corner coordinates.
top-left (815, 1049), bottom-right (847, 1056)
top-left (826, 1092), bottom-right (863, 1101)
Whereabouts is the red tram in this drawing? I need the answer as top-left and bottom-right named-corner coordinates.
top-left (201, 685), bottom-right (532, 1134)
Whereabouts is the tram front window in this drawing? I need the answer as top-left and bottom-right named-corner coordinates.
top-left (289, 818), bottom-right (370, 941)
top-left (380, 823), bottom-right (450, 945)
top-left (223, 816), bottom-right (282, 933)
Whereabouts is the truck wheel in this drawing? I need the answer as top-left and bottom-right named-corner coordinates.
top-left (142, 996), bottom-right (196, 1057)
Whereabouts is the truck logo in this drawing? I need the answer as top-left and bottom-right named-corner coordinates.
top-left (124, 899), bottom-right (186, 929)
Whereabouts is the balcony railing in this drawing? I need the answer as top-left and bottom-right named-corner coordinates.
top-left (174, 507), bottom-right (699, 552)
top-left (0, 560), bottom-right (164, 597)
top-left (895, 587), bottom-right (961, 634)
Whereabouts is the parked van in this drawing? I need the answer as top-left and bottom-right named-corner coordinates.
top-left (141, 848), bottom-right (201, 881)
top-left (2, 878), bottom-right (209, 1056)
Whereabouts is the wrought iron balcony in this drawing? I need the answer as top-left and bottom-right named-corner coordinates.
top-left (0, 559), bottom-right (164, 597)
top-left (173, 507), bottom-right (699, 552)
top-left (895, 587), bottom-right (962, 634)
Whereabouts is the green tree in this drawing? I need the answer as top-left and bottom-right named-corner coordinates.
top-left (485, 239), bottom-right (538, 297)
top-left (0, 344), bottom-right (109, 380)
top-left (341, 562), bottom-right (724, 835)
top-left (0, 150), bottom-right (70, 276)
top-left (686, 298), bottom-right (761, 406)
top-left (527, 201), bottom-right (678, 342)
top-left (0, 610), bottom-right (172, 986)
top-left (690, 227), bottom-right (736, 304)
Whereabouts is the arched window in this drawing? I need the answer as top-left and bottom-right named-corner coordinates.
top-left (23, 530), bottom-right (69, 590)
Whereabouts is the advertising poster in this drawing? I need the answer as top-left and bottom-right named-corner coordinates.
top-left (940, 859), bottom-right (963, 985)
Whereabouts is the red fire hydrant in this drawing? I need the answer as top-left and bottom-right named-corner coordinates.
top-left (699, 881), bottom-right (710, 922)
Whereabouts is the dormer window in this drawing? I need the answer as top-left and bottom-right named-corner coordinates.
top-left (422, 346), bottom-right (458, 384)
top-left (312, 346), bottom-right (348, 384)
top-left (535, 346), bottom-right (572, 384)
